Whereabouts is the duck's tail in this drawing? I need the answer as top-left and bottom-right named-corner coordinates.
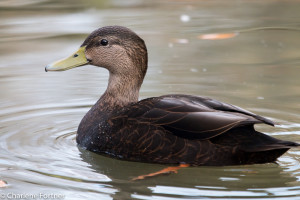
top-left (240, 137), bottom-right (299, 164)
top-left (211, 125), bottom-right (300, 165)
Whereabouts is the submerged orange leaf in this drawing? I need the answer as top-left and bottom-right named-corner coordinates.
top-left (0, 180), bottom-right (7, 188)
top-left (198, 32), bottom-right (238, 40)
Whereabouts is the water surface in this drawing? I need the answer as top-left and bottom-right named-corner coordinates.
top-left (1, 0), bottom-right (300, 199)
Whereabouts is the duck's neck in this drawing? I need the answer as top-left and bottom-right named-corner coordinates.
top-left (97, 72), bottom-right (142, 112)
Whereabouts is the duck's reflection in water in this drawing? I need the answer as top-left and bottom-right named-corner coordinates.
top-left (79, 147), bottom-right (298, 199)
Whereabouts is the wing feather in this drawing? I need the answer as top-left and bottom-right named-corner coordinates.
top-left (112, 94), bottom-right (275, 140)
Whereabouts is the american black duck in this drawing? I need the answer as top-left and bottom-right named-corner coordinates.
top-left (46, 26), bottom-right (299, 166)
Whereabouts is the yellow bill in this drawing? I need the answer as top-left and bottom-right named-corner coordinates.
top-left (45, 46), bottom-right (89, 72)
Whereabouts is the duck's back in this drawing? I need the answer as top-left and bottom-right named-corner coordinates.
top-left (76, 94), bottom-right (299, 165)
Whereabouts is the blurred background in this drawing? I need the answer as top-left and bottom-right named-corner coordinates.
top-left (0, 0), bottom-right (300, 199)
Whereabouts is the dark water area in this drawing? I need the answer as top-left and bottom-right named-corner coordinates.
top-left (1, 0), bottom-right (300, 199)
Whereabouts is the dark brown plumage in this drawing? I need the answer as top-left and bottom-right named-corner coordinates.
top-left (46, 26), bottom-right (299, 166)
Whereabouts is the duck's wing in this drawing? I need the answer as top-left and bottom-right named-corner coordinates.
top-left (116, 94), bottom-right (275, 140)
top-left (161, 94), bottom-right (275, 126)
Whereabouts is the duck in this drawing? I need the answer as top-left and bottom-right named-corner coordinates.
top-left (46, 26), bottom-right (299, 166)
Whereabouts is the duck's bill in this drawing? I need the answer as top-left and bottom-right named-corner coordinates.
top-left (45, 46), bottom-right (89, 72)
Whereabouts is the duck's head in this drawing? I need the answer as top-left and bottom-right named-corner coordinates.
top-left (45, 26), bottom-right (148, 82)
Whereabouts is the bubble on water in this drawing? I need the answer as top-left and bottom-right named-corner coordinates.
top-left (180, 14), bottom-right (190, 22)
top-left (190, 68), bottom-right (198, 73)
top-left (175, 38), bottom-right (189, 44)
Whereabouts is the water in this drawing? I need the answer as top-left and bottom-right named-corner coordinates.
top-left (1, 0), bottom-right (300, 199)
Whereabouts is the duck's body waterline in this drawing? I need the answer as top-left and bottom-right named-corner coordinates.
top-left (46, 26), bottom-right (299, 166)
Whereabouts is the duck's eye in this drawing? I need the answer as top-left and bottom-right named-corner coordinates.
top-left (100, 39), bottom-right (108, 46)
